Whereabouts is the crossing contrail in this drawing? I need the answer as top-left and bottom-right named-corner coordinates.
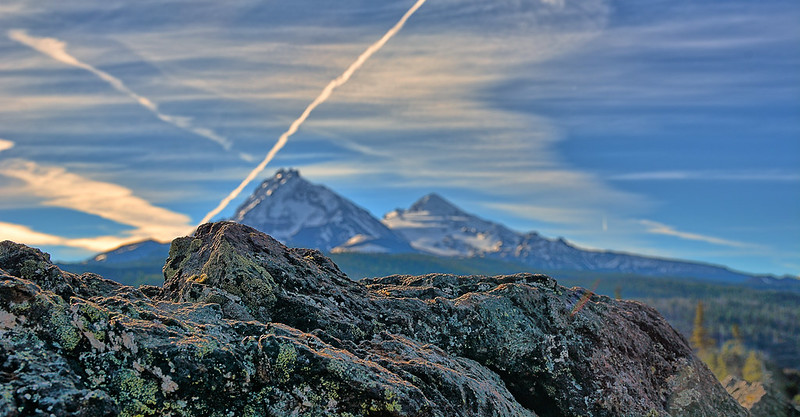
top-left (9, 29), bottom-right (236, 152)
top-left (199, 0), bottom-right (427, 224)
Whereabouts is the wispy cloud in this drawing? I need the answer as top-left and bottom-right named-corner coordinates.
top-left (0, 139), bottom-right (13, 153)
top-left (199, 0), bottom-right (428, 224)
top-left (8, 29), bottom-right (236, 153)
top-left (611, 170), bottom-right (800, 182)
top-left (0, 221), bottom-right (132, 252)
top-left (539, 0), bottom-right (565, 8)
top-left (485, 202), bottom-right (593, 225)
top-left (0, 159), bottom-right (193, 244)
top-left (639, 219), bottom-right (752, 248)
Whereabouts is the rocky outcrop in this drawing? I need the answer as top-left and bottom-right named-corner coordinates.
top-left (1, 222), bottom-right (748, 416)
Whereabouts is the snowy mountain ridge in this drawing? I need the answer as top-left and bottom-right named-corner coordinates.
top-left (85, 169), bottom-right (778, 284)
top-left (383, 193), bottom-right (522, 257)
top-left (384, 193), bottom-right (755, 283)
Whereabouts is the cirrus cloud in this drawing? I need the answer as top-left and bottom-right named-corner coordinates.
top-left (0, 158), bottom-right (193, 245)
top-left (639, 219), bottom-right (753, 249)
top-left (0, 221), bottom-right (135, 252)
top-left (8, 29), bottom-right (237, 153)
top-left (0, 139), bottom-right (14, 153)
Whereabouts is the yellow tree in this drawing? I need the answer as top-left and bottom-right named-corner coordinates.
top-left (742, 351), bottom-right (764, 383)
top-left (690, 301), bottom-right (715, 352)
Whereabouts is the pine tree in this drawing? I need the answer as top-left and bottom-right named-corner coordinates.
top-left (690, 301), bottom-right (714, 352)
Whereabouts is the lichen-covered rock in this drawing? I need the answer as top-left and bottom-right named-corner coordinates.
top-left (1, 224), bottom-right (749, 416)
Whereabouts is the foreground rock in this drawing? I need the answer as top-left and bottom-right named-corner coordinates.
top-left (1, 222), bottom-right (747, 416)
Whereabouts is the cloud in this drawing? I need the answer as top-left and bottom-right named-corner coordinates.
top-left (611, 170), bottom-right (800, 182)
top-left (0, 2), bottom-right (25, 15)
top-left (0, 139), bottom-right (13, 153)
top-left (0, 159), bottom-right (193, 244)
top-left (8, 29), bottom-right (236, 152)
top-left (638, 220), bottom-right (752, 248)
top-left (485, 202), bottom-right (593, 225)
top-left (539, 0), bottom-right (565, 8)
top-left (0, 221), bottom-right (133, 252)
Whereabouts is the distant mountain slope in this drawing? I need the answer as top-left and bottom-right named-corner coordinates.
top-left (58, 239), bottom-right (169, 286)
top-left (90, 239), bottom-right (169, 263)
top-left (384, 193), bottom-right (759, 283)
top-left (230, 168), bottom-right (414, 253)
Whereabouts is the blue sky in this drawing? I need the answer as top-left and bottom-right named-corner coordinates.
top-left (0, 0), bottom-right (797, 276)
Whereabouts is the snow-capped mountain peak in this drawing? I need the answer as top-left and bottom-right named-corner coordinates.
top-left (407, 193), bottom-right (467, 217)
top-left (383, 194), bottom-right (755, 282)
top-left (383, 194), bottom-right (522, 257)
top-left (230, 169), bottom-right (413, 253)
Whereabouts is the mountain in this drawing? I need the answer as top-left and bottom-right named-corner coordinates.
top-left (230, 168), bottom-right (414, 253)
top-left (90, 239), bottom-right (169, 263)
top-left (383, 193), bottom-right (522, 257)
top-left (78, 175), bottom-right (787, 286)
top-left (384, 193), bottom-right (758, 283)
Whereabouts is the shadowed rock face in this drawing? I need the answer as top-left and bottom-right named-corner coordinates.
top-left (1, 222), bottom-right (747, 417)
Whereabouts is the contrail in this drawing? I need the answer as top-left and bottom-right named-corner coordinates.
top-left (9, 29), bottom-right (236, 152)
top-left (199, 0), bottom-right (427, 225)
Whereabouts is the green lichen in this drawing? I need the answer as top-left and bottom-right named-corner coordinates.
top-left (78, 301), bottom-right (109, 323)
top-left (360, 388), bottom-right (403, 414)
top-left (326, 359), bottom-right (346, 377)
top-left (347, 324), bottom-right (366, 340)
top-left (383, 388), bottom-right (401, 412)
top-left (275, 343), bottom-right (297, 383)
top-left (200, 241), bottom-right (277, 315)
top-left (195, 338), bottom-right (218, 359)
top-left (9, 300), bottom-right (30, 314)
top-left (114, 369), bottom-right (160, 417)
top-left (20, 259), bottom-right (49, 280)
top-left (77, 301), bottom-right (110, 345)
top-left (163, 238), bottom-right (196, 280)
top-left (320, 378), bottom-right (340, 401)
top-left (46, 299), bottom-right (81, 351)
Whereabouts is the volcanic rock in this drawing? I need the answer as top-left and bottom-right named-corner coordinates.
top-left (0, 222), bottom-right (747, 416)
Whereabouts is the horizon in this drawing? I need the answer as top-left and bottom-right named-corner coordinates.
top-left (1, 0), bottom-right (798, 276)
top-left (58, 167), bottom-right (797, 280)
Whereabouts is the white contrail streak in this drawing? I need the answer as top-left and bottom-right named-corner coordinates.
top-left (199, 0), bottom-right (427, 225)
top-left (9, 29), bottom-right (235, 151)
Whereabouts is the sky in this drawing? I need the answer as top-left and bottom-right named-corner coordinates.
top-left (0, 0), bottom-right (798, 276)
